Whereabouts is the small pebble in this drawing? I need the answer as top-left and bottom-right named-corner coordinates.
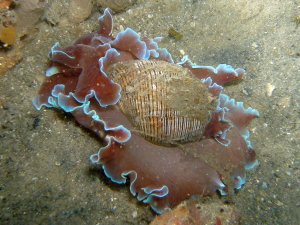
top-left (132, 210), bottom-right (138, 218)
top-left (266, 83), bottom-right (276, 97)
top-left (262, 182), bottom-right (268, 188)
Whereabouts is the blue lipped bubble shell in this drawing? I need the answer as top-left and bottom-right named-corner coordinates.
top-left (107, 60), bottom-right (217, 147)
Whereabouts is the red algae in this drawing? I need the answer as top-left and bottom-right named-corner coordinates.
top-left (150, 200), bottom-right (241, 225)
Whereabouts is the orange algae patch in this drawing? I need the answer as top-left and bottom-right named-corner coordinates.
top-left (0, 0), bottom-right (13, 9)
top-left (0, 26), bottom-right (17, 45)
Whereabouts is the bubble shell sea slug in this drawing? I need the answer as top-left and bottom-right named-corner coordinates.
top-left (33, 8), bottom-right (259, 214)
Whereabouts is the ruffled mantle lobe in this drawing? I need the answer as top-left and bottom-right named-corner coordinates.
top-left (33, 8), bottom-right (259, 214)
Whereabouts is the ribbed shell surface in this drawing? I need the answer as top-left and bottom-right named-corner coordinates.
top-left (107, 60), bottom-right (217, 146)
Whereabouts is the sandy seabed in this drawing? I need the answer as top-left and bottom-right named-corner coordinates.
top-left (1, 0), bottom-right (299, 224)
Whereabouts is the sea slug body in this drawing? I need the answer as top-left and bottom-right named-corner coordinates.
top-left (33, 8), bottom-right (259, 214)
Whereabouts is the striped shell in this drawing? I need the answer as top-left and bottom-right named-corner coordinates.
top-left (107, 60), bottom-right (217, 146)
